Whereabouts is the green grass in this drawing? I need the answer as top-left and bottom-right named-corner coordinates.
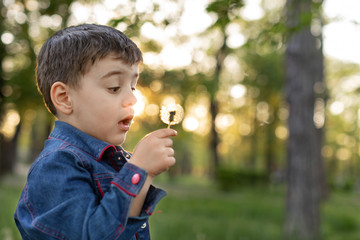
top-left (151, 178), bottom-right (360, 240)
top-left (150, 180), bottom-right (284, 240)
top-left (2, 174), bottom-right (360, 240)
top-left (0, 174), bottom-right (23, 240)
top-left (322, 191), bottom-right (360, 240)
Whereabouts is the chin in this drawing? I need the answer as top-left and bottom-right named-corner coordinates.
top-left (112, 137), bottom-right (126, 146)
top-left (106, 132), bottom-right (127, 146)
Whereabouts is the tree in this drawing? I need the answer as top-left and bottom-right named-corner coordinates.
top-left (0, 0), bottom-right (10, 175)
top-left (205, 0), bottom-right (244, 175)
top-left (284, 0), bottom-right (326, 239)
top-left (0, 0), bottom-right (74, 175)
top-left (242, 51), bottom-right (284, 173)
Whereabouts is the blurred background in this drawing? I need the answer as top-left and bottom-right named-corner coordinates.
top-left (1, 0), bottom-right (360, 239)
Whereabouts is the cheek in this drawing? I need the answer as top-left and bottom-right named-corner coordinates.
top-left (75, 89), bottom-right (119, 116)
top-left (92, 104), bottom-right (117, 124)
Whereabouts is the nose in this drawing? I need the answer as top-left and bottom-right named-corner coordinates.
top-left (122, 89), bottom-right (137, 107)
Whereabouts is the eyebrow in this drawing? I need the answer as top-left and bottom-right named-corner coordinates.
top-left (101, 70), bottom-right (139, 80)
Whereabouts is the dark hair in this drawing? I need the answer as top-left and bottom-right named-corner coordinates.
top-left (36, 24), bottom-right (143, 115)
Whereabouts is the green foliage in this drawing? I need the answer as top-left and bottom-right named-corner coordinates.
top-left (109, 15), bottom-right (143, 37)
top-left (329, 176), bottom-right (357, 192)
top-left (216, 167), bottom-right (269, 191)
top-left (327, 214), bottom-right (358, 232)
top-left (206, 0), bottom-right (244, 29)
top-left (322, 191), bottom-right (360, 239)
top-left (1, 0), bottom-right (75, 115)
top-left (285, 0), bottom-right (323, 37)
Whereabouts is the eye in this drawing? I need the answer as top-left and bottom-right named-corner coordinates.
top-left (108, 87), bottom-right (120, 93)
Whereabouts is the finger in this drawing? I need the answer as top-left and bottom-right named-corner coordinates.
top-left (150, 128), bottom-right (178, 138)
top-left (163, 138), bottom-right (173, 147)
top-left (166, 148), bottom-right (175, 157)
top-left (167, 156), bottom-right (176, 167)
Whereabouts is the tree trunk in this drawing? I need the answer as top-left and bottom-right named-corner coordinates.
top-left (28, 111), bottom-right (52, 163)
top-left (0, 0), bottom-right (7, 177)
top-left (210, 36), bottom-right (227, 176)
top-left (210, 100), bottom-right (220, 173)
top-left (0, 121), bottom-right (21, 176)
top-left (265, 114), bottom-right (277, 173)
top-left (284, 0), bottom-right (325, 239)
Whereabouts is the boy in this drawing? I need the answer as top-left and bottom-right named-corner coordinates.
top-left (14, 24), bottom-right (177, 240)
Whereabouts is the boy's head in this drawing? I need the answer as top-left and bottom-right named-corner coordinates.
top-left (36, 24), bottom-right (143, 115)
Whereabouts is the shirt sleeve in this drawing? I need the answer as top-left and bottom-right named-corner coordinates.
top-left (108, 162), bottom-right (167, 239)
top-left (14, 150), bottom-right (166, 240)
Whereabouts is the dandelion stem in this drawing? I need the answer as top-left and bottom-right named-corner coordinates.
top-left (169, 111), bottom-right (176, 122)
top-left (167, 111), bottom-right (176, 129)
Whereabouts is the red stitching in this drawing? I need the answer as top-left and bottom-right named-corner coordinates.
top-left (23, 185), bottom-right (68, 239)
top-left (33, 221), bottom-right (69, 240)
top-left (112, 175), bottom-right (134, 190)
top-left (111, 224), bottom-right (124, 239)
top-left (98, 145), bottom-right (117, 161)
top-left (93, 175), bottom-right (114, 180)
top-left (48, 136), bottom-right (116, 161)
top-left (92, 172), bottom-right (115, 177)
top-left (67, 148), bottom-right (89, 169)
top-left (96, 180), bottom-right (104, 197)
top-left (109, 157), bottom-right (119, 171)
top-left (145, 206), bottom-right (152, 215)
top-left (110, 181), bottom-right (137, 197)
top-left (124, 163), bottom-right (138, 172)
top-left (23, 184), bottom-right (37, 220)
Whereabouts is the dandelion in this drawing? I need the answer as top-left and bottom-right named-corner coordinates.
top-left (160, 104), bottom-right (184, 128)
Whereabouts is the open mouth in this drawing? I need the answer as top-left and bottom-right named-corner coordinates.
top-left (118, 116), bottom-right (133, 131)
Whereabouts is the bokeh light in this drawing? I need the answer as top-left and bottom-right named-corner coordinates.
top-left (133, 89), bottom-right (146, 116)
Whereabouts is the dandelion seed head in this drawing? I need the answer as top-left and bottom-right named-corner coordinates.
top-left (160, 104), bottom-right (184, 127)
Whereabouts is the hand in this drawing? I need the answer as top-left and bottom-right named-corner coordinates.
top-left (130, 128), bottom-right (177, 178)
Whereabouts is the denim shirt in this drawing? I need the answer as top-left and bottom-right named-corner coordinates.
top-left (14, 121), bottom-right (167, 240)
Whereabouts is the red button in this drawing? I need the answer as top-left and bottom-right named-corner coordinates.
top-left (131, 173), bottom-right (141, 184)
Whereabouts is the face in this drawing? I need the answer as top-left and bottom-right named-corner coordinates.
top-left (68, 54), bottom-right (139, 145)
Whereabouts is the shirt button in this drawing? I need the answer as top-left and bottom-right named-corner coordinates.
top-left (141, 223), bottom-right (147, 229)
top-left (131, 173), bottom-right (141, 184)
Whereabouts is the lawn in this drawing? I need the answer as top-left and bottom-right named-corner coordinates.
top-left (1, 174), bottom-right (360, 240)
top-left (150, 183), bottom-right (284, 240)
top-left (0, 173), bottom-right (23, 240)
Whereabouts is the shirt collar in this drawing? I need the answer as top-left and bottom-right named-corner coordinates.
top-left (49, 120), bottom-right (117, 161)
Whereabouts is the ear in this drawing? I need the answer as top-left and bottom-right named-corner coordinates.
top-left (50, 82), bottom-right (73, 115)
